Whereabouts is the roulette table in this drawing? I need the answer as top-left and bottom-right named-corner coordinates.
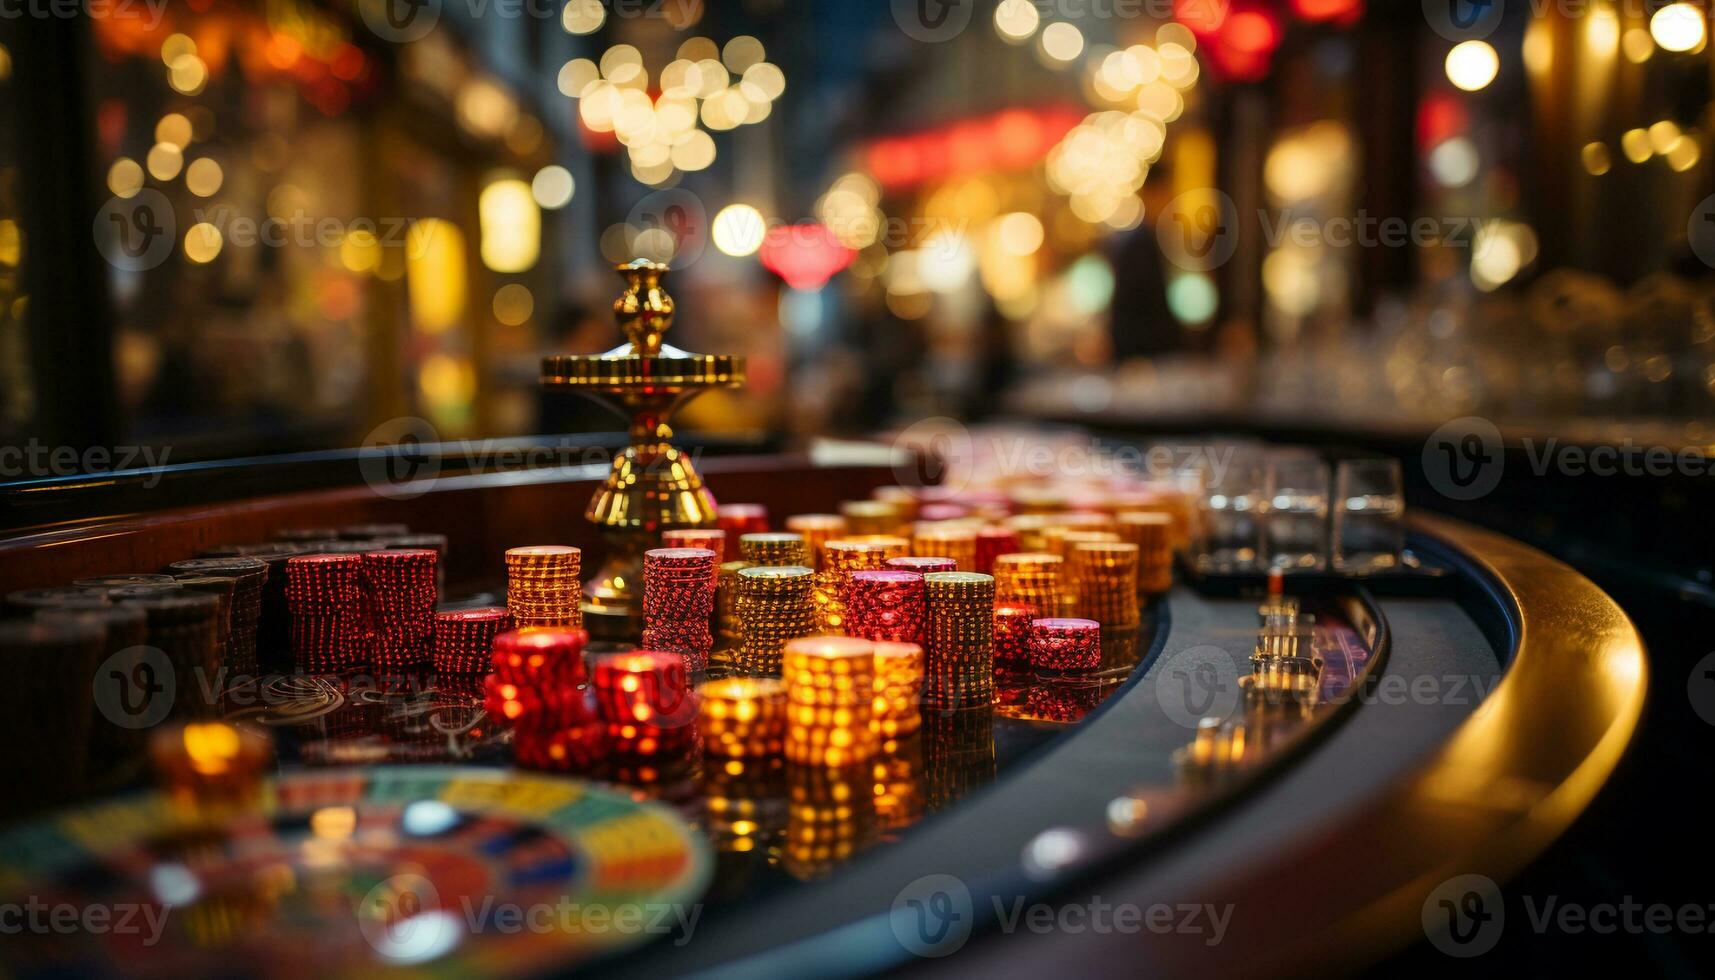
top-left (0, 441), bottom-right (1645, 978)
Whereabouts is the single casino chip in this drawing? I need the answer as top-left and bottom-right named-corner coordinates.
top-left (1029, 617), bottom-right (1102, 673)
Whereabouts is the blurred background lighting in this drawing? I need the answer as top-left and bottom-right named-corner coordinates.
top-left (1650, 2), bottom-right (1706, 52)
top-left (478, 178), bottom-right (540, 273)
top-left (1445, 40), bottom-right (1499, 92)
top-left (713, 204), bottom-right (767, 257)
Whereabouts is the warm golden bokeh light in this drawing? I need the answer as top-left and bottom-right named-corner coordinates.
top-left (107, 158), bottom-right (144, 198)
top-left (183, 222), bottom-right (223, 264)
top-left (185, 157), bottom-right (223, 197)
top-left (1650, 2), bottom-right (1706, 52)
top-left (713, 204), bottom-right (767, 257)
top-left (531, 165), bottom-right (575, 209)
top-left (146, 142), bottom-right (183, 181)
top-left (1445, 40), bottom-right (1499, 92)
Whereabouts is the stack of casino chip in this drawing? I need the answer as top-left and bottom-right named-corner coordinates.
top-left (785, 514), bottom-right (846, 570)
top-left (1070, 541), bottom-right (1141, 629)
top-left (922, 572), bottom-right (996, 709)
top-left (918, 503), bottom-right (968, 522)
top-left (1002, 513), bottom-right (1058, 552)
top-left (717, 503), bottom-right (770, 538)
top-left (34, 604), bottom-right (150, 772)
top-left (699, 677), bottom-right (787, 758)
top-left (274, 527), bottom-right (339, 546)
top-left (107, 582), bottom-right (183, 603)
top-left (740, 532), bottom-right (810, 567)
top-left (0, 618), bottom-right (102, 802)
top-left (377, 533), bottom-right (450, 594)
top-left (121, 592), bottom-right (223, 718)
top-left (783, 636), bottom-right (878, 766)
top-left (887, 556), bottom-right (955, 575)
top-left (6, 587), bottom-right (112, 615)
top-left (734, 565), bottom-right (816, 676)
top-left (432, 607), bottom-right (511, 674)
top-left (872, 485), bottom-right (922, 524)
top-left (872, 640), bottom-right (924, 738)
top-left (362, 549), bottom-right (439, 669)
top-left (487, 629), bottom-right (589, 721)
top-left (486, 628), bottom-right (603, 770)
top-left (340, 522), bottom-right (410, 540)
top-left (974, 527), bottom-right (1021, 575)
top-left (841, 500), bottom-right (903, 536)
top-left (505, 546), bottom-right (582, 631)
top-left (171, 576), bottom-right (238, 670)
top-left (74, 573), bottom-right (178, 591)
top-left (911, 524), bottom-right (978, 571)
top-left (662, 528), bottom-right (726, 584)
top-left (992, 602), bottom-right (1038, 665)
top-left (284, 554), bottom-right (372, 673)
top-left (1044, 527), bottom-right (1121, 561)
top-left (1029, 617), bottom-right (1102, 672)
top-left (640, 547), bottom-right (717, 672)
top-left (992, 553), bottom-right (1064, 615)
top-left (1116, 511), bottom-right (1175, 595)
top-left (166, 557), bottom-right (268, 675)
top-left (591, 649), bottom-right (696, 759)
top-left (717, 560), bottom-right (754, 643)
top-left (815, 537), bottom-right (907, 632)
top-left (845, 570), bottom-right (927, 645)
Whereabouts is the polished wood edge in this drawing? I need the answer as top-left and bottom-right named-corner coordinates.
top-left (1267, 511), bottom-right (1649, 972)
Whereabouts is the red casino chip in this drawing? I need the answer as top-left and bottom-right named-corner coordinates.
top-left (975, 527), bottom-right (1022, 575)
top-left (1029, 617), bottom-right (1102, 673)
top-left (432, 606), bottom-right (512, 674)
top-left (846, 570), bottom-right (927, 643)
top-left (993, 602), bottom-right (1038, 664)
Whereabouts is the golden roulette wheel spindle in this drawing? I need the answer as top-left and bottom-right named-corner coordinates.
top-left (541, 260), bottom-right (746, 638)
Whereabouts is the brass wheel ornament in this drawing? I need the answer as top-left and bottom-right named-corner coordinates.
top-left (541, 260), bottom-right (746, 636)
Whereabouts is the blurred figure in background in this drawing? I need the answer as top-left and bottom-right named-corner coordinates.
top-left (1108, 178), bottom-right (1181, 362)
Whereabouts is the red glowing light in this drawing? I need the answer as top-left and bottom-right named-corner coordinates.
top-left (1291, 0), bottom-right (1363, 23)
top-left (1174, 0), bottom-right (1231, 35)
top-left (759, 224), bottom-right (856, 291)
top-left (1226, 10), bottom-right (1279, 52)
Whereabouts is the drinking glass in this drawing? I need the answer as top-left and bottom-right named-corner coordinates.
top-left (1263, 455), bottom-right (1330, 571)
top-left (1332, 458), bottom-right (1404, 573)
top-left (1195, 455), bottom-right (1263, 572)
